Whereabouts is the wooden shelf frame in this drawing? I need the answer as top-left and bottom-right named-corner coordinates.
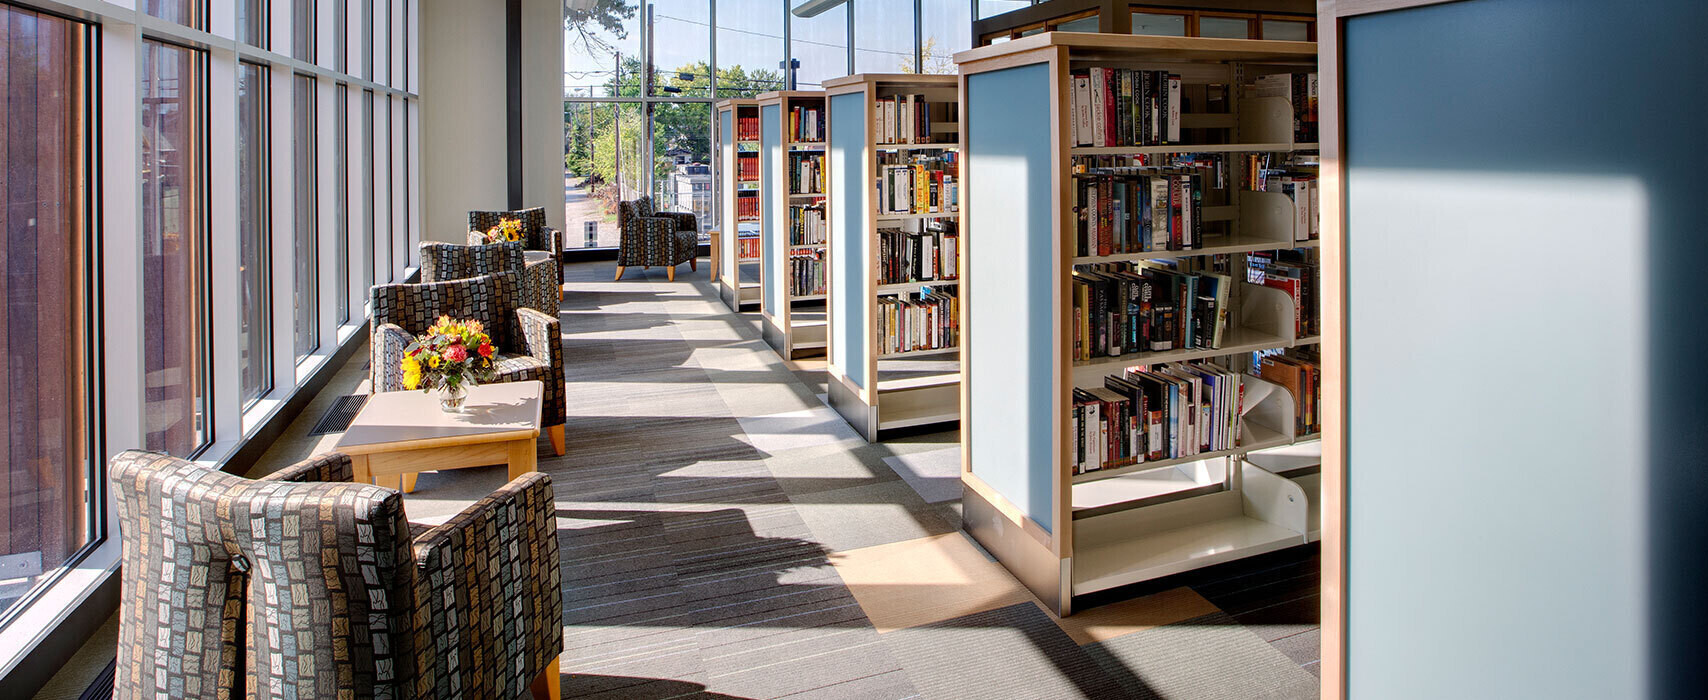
top-left (955, 33), bottom-right (1320, 616)
top-left (757, 91), bottom-right (832, 358)
top-left (823, 74), bottom-right (965, 442)
top-left (716, 98), bottom-right (763, 312)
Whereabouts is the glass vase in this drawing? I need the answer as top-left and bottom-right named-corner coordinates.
top-left (437, 383), bottom-right (468, 413)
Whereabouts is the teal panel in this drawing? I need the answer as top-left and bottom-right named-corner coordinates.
top-left (718, 109), bottom-right (735, 282)
top-left (1340, 0), bottom-right (1708, 695)
top-left (966, 63), bottom-right (1055, 534)
top-left (829, 91), bottom-right (866, 389)
top-left (762, 103), bottom-right (781, 317)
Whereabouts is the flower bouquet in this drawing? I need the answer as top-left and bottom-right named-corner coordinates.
top-left (401, 316), bottom-right (499, 412)
top-left (475, 217), bottom-right (524, 245)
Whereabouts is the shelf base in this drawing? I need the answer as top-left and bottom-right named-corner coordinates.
top-left (1072, 490), bottom-right (1303, 596)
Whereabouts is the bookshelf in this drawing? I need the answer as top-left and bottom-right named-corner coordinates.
top-left (757, 90), bottom-right (831, 358)
top-left (954, 32), bottom-right (1323, 615)
top-left (823, 74), bottom-right (963, 441)
top-left (716, 99), bottom-right (763, 311)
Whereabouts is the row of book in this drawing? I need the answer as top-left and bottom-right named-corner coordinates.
top-left (1252, 72), bottom-right (1319, 143)
top-left (789, 104), bottom-right (824, 142)
top-left (735, 195), bottom-right (760, 221)
top-left (1252, 347), bottom-right (1319, 436)
top-left (877, 152), bottom-right (959, 215)
top-left (872, 93), bottom-right (958, 144)
top-left (789, 152), bottom-right (825, 194)
top-left (1072, 360), bottom-right (1246, 473)
top-left (737, 230), bottom-right (761, 259)
top-left (1074, 167), bottom-right (1205, 257)
top-left (1246, 250), bottom-right (1318, 337)
top-left (787, 248), bottom-right (826, 297)
top-left (735, 113), bottom-right (760, 142)
top-left (735, 153), bottom-right (758, 181)
top-left (878, 223), bottom-right (959, 285)
top-left (789, 204), bottom-right (826, 246)
top-left (1071, 68), bottom-right (1183, 148)
top-left (1072, 260), bottom-right (1235, 360)
top-left (877, 291), bottom-right (958, 356)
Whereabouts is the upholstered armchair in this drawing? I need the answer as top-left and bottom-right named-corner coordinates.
top-left (110, 450), bottom-right (563, 700)
top-left (370, 270), bottom-right (567, 455)
top-left (468, 206), bottom-right (563, 300)
top-left (616, 195), bottom-right (699, 281)
top-left (420, 240), bottom-right (558, 317)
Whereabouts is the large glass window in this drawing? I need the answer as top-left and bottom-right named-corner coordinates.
top-left (237, 62), bottom-right (271, 406)
top-left (714, 0), bottom-right (781, 98)
top-left (294, 75), bottom-right (319, 358)
top-left (143, 0), bottom-right (204, 29)
top-left (920, 0), bottom-right (972, 74)
top-left (0, 4), bottom-right (95, 621)
top-left (237, 0), bottom-right (267, 47)
top-left (979, 1), bottom-right (1030, 20)
top-left (790, 3), bottom-right (847, 89)
top-left (855, 0), bottom-right (913, 74)
top-left (651, 105), bottom-right (711, 240)
top-left (565, 0), bottom-right (640, 97)
top-left (362, 89), bottom-right (375, 295)
top-left (651, 0), bottom-right (709, 98)
top-left (294, 0), bottom-right (315, 61)
top-left (141, 39), bottom-right (209, 458)
top-left (335, 84), bottom-right (349, 324)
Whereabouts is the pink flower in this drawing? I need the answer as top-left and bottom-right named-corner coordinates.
top-left (444, 344), bottom-right (469, 363)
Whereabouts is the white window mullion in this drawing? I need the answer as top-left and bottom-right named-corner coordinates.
top-left (208, 48), bottom-right (244, 437)
top-left (100, 21), bottom-right (144, 464)
top-left (317, 76), bottom-right (341, 345)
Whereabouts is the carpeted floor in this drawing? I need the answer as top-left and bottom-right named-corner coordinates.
top-left (39, 257), bottom-right (1321, 699)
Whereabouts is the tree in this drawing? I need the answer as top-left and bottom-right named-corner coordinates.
top-left (565, 0), bottom-right (637, 58)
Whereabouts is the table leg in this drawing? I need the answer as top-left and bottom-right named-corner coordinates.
top-left (508, 436), bottom-right (539, 480)
top-left (402, 472), bottom-right (418, 493)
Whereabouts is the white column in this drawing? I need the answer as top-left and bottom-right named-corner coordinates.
top-left (100, 21), bottom-right (143, 459)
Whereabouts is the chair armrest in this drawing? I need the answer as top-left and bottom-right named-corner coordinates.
top-left (467, 230), bottom-right (488, 246)
top-left (372, 323), bottom-right (415, 393)
top-left (515, 308), bottom-right (561, 368)
top-left (537, 226), bottom-right (564, 259)
top-left (411, 472), bottom-right (563, 696)
top-left (258, 452), bottom-right (355, 484)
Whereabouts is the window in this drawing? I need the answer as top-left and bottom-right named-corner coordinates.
top-left (237, 0), bottom-right (268, 47)
top-left (362, 0), bottom-right (373, 80)
top-left (294, 0), bottom-right (315, 62)
top-left (1054, 15), bottom-right (1098, 33)
top-left (335, 0), bottom-right (348, 72)
top-left (294, 75), bottom-right (319, 358)
top-left (979, 0), bottom-right (1030, 20)
top-left (714, 0), bottom-right (779, 98)
top-left (920, 0), bottom-right (972, 74)
top-left (141, 39), bottom-right (209, 458)
top-left (362, 89), bottom-right (375, 298)
top-left (1200, 15), bottom-right (1252, 39)
top-left (1131, 11), bottom-right (1187, 36)
top-left (855, 0), bottom-right (914, 74)
top-left (790, 3), bottom-right (848, 89)
top-left (143, 0), bottom-right (204, 29)
top-left (0, 3), bottom-right (95, 622)
top-left (335, 84), bottom-right (350, 324)
top-left (1261, 19), bottom-right (1310, 41)
top-left (237, 62), bottom-right (271, 406)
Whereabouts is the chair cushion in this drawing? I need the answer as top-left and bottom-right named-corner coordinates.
top-left (494, 352), bottom-right (548, 381)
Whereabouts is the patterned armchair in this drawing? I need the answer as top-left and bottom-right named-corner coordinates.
top-left (616, 195), bottom-right (699, 281)
top-left (468, 207), bottom-right (563, 301)
top-left (110, 450), bottom-right (563, 700)
top-left (420, 240), bottom-right (558, 317)
top-left (370, 270), bottom-right (567, 455)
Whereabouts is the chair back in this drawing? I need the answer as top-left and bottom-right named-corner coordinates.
top-left (370, 270), bottom-right (525, 350)
top-left (110, 450), bottom-right (418, 699)
top-left (420, 240), bottom-right (525, 283)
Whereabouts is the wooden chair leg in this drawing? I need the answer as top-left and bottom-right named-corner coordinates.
top-left (530, 654), bottom-right (562, 700)
top-left (613, 266), bottom-right (625, 281)
top-left (548, 424), bottom-right (566, 456)
top-left (668, 265), bottom-right (676, 282)
top-left (690, 257), bottom-right (698, 272)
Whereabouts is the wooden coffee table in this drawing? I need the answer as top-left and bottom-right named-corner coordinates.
top-left (337, 380), bottom-right (544, 493)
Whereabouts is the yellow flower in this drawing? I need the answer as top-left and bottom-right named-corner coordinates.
top-left (427, 355), bottom-right (441, 369)
top-left (401, 356), bottom-right (423, 390)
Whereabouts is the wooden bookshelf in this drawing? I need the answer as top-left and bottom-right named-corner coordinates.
top-left (716, 98), bottom-right (762, 312)
top-left (757, 90), bottom-right (831, 358)
top-left (954, 32), bottom-right (1323, 615)
top-left (823, 74), bottom-right (964, 442)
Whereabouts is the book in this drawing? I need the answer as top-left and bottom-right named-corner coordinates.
top-left (876, 289), bottom-right (958, 356)
top-left (1071, 359), bottom-right (1246, 473)
top-left (878, 220), bottom-right (959, 285)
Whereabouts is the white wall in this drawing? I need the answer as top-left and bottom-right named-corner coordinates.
top-left (420, 0), bottom-right (564, 243)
